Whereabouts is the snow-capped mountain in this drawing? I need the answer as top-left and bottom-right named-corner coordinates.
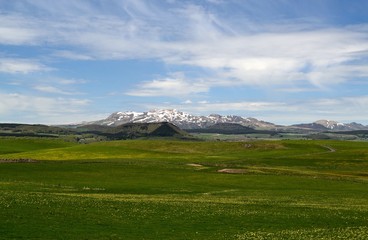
top-left (315, 120), bottom-right (368, 131)
top-left (292, 120), bottom-right (368, 131)
top-left (91, 109), bottom-right (277, 129)
top-left (86, 109), bottom-right (368, 131)
top-left (314, 120), bottom-right (343, 129)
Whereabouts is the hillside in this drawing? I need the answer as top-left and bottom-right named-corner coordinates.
top-left (0, 123), bottom-right (73, 137)
top-left (0, 122), bottom-right (191, 141)
top-left (77, 122), bottom-right (190, 140)
top-left (187, 123), bottom-right (258, 134)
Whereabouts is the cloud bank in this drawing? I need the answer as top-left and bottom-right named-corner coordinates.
top-left (1, 0), bottom-right (368, 123)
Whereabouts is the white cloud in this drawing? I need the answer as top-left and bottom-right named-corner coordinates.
top-left (167, 28), bottom-right (368, 87)
top-left (29, 77), bottom-right (87, 95)
top-left (0, 26), bottom-right (39, 45)
top-left (189, 101), bottom-right (290, 112)
top-left (205, 0), bottom-right (224, 4)
top-left (126, 73), bottom-right (209, 97)
top-left (182, 99), bottom-right (192, 104)
top-left (53, 50), bottom-right (94, 60)
top-left (0, 93), bottom-right (93, 124)
top-left (140, 100), bottom-right (293, 117)
top-left (1, 1), bottom-right (368, 98)
top-left (1, 0), bottom-right (368, 126)
top-left (0, 58), bottom-right (47, 74)
top-left (138, 95), bottom-right (368, 125)
top-left (55, 78), bottom-right (87, 85)
top-left (0, 14), bottom-right (44, 45)
top-left (309, 96), bottom-right (368, 111)
top-left (32, 85), bottom-right (74, 95)
top-left (0, 93), bottom-right (89, 113)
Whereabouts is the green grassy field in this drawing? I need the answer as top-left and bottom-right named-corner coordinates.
top-left (0, 138), bottom-right (368, 239)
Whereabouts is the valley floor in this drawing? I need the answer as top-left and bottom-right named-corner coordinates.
top-left (0, 138), bottom-right (367, 239)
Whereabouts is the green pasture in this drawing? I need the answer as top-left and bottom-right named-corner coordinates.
top-left (0, 138), bottom-right (368, 239)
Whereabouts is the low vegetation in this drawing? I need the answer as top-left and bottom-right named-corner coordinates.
top-left (0, 122), bottom-right (193, 143)
top-left (2, 122), bottom-right (368, 143)
top-left (0, 138), bottom-right (368, 239)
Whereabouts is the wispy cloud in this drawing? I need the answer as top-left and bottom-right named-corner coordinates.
top-left (126, 73), bottom-right (209, 97)
top-left (2, 1), bottom-right (368, 92)
top-left (0, 58), bottom-right (47, 74)
top-left (0, 14), bottom-right (44, 45)
top-left (139, 95), bottom-right (368, 125)
top-left (53, 50), bottom-right (94, 60)
top-left (0, 92), bottom-right (92, 124)
top-left (0, 93), bottom-right (89, 113)
top-left (168, 27), bottom-right (368, 87)
top-left (188, 101), bottom-right (290, 113)
top-left (32, 85), bottom-right (76, 95)
top-left (1, 0), bottom-right (368, 124)
top-left (154, 100), bottom-right (290, 111)
top-left (28, 77), bottom-right (87, 96)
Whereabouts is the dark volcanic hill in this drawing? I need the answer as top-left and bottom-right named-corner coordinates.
top-left (77, 122), bottom-right (190, 140)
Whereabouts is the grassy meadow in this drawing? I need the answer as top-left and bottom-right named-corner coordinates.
top-left (0, 138), bottom-right (368, 239)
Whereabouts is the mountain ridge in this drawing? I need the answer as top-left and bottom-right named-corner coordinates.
top-left (86, 109), bottom-right (368, 131)
top-left (89, 109), bottom-right (277, 130)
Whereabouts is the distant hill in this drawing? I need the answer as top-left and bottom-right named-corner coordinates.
top-left (0, 123), bottom-right (73, 137)
top-left (291, 120), bottom-right (368, 131)
top-left (2, 110), bottom-right (368, 142)
top-left (290, 123), bottom-right (329, 131)
top-left (0, 122), bottom-right (191, 141)
top-left (187, 123), bottom-right (256, 134)
top-left (76, 122), bottom-right (190, 140)
top-left (187, 123), bottom-right (279, 135)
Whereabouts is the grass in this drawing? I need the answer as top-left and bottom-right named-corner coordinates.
top-left (0, 138), bottom-right (368, 239)
top-left (0, 137), bottom-right (76, 155)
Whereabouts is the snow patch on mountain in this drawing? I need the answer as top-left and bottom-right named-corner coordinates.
top-left (91, 109), bottom-right (276, 129)
top-left (88, 109), bottom-right (368, 131)
top-left (313, 120), bottom-right (368, 130)
top-left (314, 120), bottom-right (343, 129)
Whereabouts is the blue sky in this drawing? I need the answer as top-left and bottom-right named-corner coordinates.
top-left (1, 0), bottom-right (368, 125)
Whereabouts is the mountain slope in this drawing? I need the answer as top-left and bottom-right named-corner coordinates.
top-left (187, 123), bottom-right (257, 134)
top-left (84, 109), bottom-right (368, 131)
top-left (0, 123), bottom-right (74, 137)
top-left (77, 122), bottom-right (190, 140)
top-left (292, 120), bottom-right (368, 131)
top-left (90, 109), bottom-right (277, 130)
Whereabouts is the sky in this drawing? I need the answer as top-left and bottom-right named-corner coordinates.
top-left (1, 0), bottom-right (368, 125)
